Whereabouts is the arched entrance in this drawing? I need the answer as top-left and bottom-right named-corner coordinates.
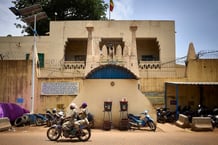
top-left (86, 64), bottom-right (138, 79)
top-left (69, 64), bottom-right (156, 128)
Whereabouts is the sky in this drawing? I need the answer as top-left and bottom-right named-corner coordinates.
top-left (0, 0), bottom-right (218, 59)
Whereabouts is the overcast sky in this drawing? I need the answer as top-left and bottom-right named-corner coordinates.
top-left (0, 0), bottom-right (217, 58)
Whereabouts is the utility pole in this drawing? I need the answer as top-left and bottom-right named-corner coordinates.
top-left (10, 4), bottom-right (47, 113)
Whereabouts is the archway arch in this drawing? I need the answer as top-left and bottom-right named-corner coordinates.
top-left (85, 64), bottom-right (138, 79)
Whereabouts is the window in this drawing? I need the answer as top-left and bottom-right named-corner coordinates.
top-left (74, 55), bottom-right (86, 61)
top-left (38, 53), bottom-right (44, 68)
top-left (142, 55), bottom-right (154, 61)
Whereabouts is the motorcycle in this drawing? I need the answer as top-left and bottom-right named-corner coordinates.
top-left (156, 107), bottom-right (176, 123)
top-left (128, 110), bottom-right (156, 131)
top-left (47, 117), bottom-right (91, 142)
top-left (45, 109), bottom-right (64, 127)
top-left (14, 113), bottom-right (47, 126)
top-left (209, 108), bottom-right (218, 128)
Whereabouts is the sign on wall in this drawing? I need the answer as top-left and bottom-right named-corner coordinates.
top-left (41, 82), bottom-right (79, 95)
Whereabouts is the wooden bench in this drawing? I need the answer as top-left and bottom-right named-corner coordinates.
top-left (0, 117), bottom-right (12, 131)
top-left (176, 114), bottom-right (190, 128)
top-left (191, 117), bottom-right (213, 131)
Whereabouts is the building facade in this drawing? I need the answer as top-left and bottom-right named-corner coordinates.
top-left (0, 20), bottom-right (187, 128)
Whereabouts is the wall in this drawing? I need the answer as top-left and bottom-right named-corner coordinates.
top-left (186, 59), bottom-right (218, 81)
top-left (36, 78), bottom-right (83, 113)
top-left (48, 20), bottom-right (175, 72)
top-left (0, 60), bottom-right (32, 110)
top-left (66, 79), bottom-right (156, 128)
top-left (166, 84), bottom-right (218, 111)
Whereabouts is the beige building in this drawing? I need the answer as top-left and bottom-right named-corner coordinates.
top-left (3, 20), bottom-right (214, 128)
top-left (165, 43), bottom-right (218, 113)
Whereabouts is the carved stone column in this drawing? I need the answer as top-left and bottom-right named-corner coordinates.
top-left (85, 25), bottom-right (94, 75)
top-left (129, 25), bottom-right (139, 77)
top-left (130, 25), bottom-right (137, 56)
top-left (86, 26), bottom-right (94, 56)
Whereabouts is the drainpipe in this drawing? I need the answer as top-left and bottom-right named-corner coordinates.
top-left (175, 84), bottom-right (179, 119)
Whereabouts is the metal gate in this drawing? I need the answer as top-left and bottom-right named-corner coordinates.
top-left (86, 64), bottom-right (137, 79)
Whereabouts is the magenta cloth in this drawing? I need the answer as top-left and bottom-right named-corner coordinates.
top-left (0, 103), bottom-right (29, 122)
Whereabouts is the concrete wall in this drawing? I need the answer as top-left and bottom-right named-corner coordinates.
top-left (48, 20), bottom-right (175, 64)
top-left (0, 60), bottom-right (32, 110)
top-left (36, 78), bottom-right (83, 113)
top-left (166, 84), bottom-right (218, 111)
top-left (186, 59), bottom-right (218, 81)
top-left (67, 79), bottom-right (156, 128)
top-left (0, 36), bottom-right (49, 60)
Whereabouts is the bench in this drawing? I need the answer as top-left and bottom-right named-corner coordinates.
top-left (0, 117), bottom-right (12, 131)
top-left (191, 117), bottom-right (213, 131)
top-left (176, 114), bottom-right (190, 128)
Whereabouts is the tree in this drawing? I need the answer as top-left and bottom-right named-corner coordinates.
top-left (12, 0), bottom-right (108, 35)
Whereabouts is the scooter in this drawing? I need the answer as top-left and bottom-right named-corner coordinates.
top-left (128, 110), bottom-right (156, 131)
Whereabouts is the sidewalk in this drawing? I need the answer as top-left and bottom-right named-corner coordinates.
top-left (157, 123), bottom-right (218, 134)
top-left (157, 123), bottom-right (191, 133)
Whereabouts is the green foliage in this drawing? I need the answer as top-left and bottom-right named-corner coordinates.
top-left (12, 0), bottom-right (108, 35)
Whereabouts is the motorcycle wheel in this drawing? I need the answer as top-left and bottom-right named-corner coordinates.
top-left (78, 128), bottom-right (91, 141)
top-left (35, 117), bottom-right (44, 126)
top-left (47, 127), bottom-right (61, 141)
top-left (148, 121), bottom-right (156, 131)
top-left (46, 120), bottom-right (52, 127)
top-left (157, 117), bottom-right (165, 123)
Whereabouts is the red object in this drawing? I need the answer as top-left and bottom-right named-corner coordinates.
top-left (110, 0), bottom-right (114, 11)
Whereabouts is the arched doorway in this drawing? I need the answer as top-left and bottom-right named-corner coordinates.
top-left (69, 64), bottom-right (155, 128)
top-left (86, 64), bottom-right (137, 79)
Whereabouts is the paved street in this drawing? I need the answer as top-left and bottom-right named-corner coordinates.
top-left (0, 123), bottom-right (218, 145)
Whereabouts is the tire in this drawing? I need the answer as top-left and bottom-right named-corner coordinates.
top-left (157, 116), bottom-right (165, 123)
top-left (148, 121), bottom-right (156, 131)
top-left (47, 127), bottom-right (61, 141)
top-left (46, 120), bottom-right (52, 127)
top-left (22, 115), bottom-right (29, 124)
top-left (89, 120), bottom-right (95, 129)
top-left (78, 128), bottom-right (91, 141)
top-left (35, 117), bottom-right (44, 126)
top-left (14, 117), bottom-right (24, 127)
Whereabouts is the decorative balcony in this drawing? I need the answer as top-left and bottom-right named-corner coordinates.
top-left (60, 61), bottom-right (86, 77)
top-left (63, 61), bottom-right (85, 70)
top-left (98, 58), bottom-right (126, 67)
top-left (139, 61), bottom-right (161, 70)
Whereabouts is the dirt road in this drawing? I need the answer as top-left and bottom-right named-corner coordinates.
top-left (0, 123), bottom-right (217, 145)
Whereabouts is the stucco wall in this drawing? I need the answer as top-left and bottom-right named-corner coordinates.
top-left (49, 20), bottom-right (175, 64)
top-left (66, 79), bottom-right (156, 128)
top-left (186, 59), bottom-right (218, 81)
top-left (0, 60), bottom-right (32, 110)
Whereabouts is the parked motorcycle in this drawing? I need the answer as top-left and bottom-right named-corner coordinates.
top-left (209, 108), bottom-right (218, 128)
top-left (46, 109), bottom-right (65, 127)
top-left (156, 107), bottom-right (176, 123)
top-left (128, 110), bottom-right (156, 131)
top-left (197, 104), bottom-right (211, 117)
top-left (178, 105), bottom-right (196, 122)
top-left (14, 113), bottom-right (47, 127)
top-left (47, 117), bottom-right (91, 142)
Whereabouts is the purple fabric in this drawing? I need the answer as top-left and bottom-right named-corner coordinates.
top-left (0, 103), bottom-right (29, 122)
